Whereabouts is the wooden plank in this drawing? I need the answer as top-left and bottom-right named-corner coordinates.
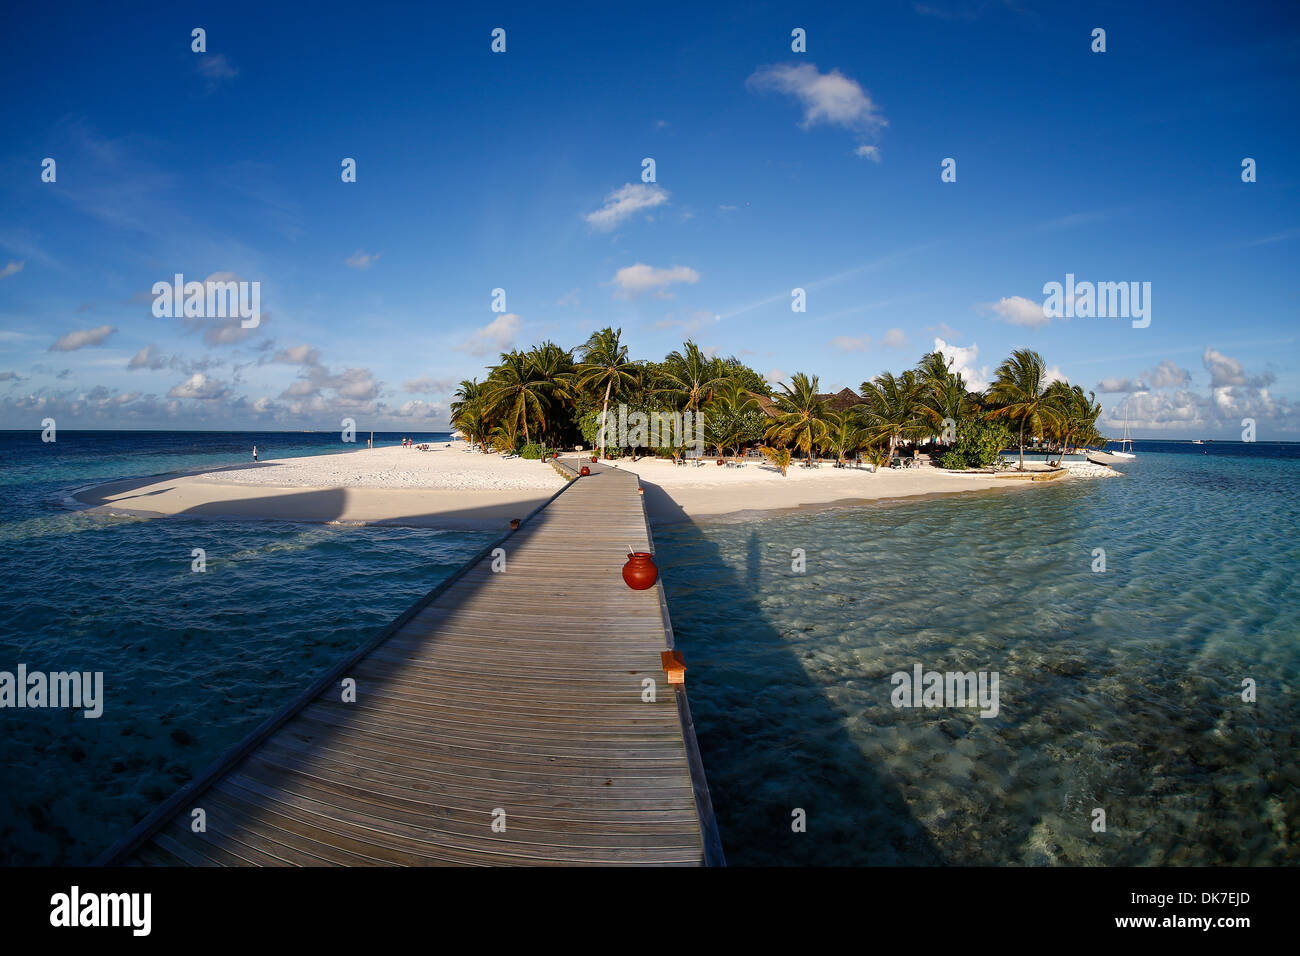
top-left (100, 463), bottom-right (721, 867)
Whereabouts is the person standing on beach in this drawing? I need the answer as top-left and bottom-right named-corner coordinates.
top-left (252, 445), bottom-right (258, 461)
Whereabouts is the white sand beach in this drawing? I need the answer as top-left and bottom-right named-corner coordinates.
top-left (74, 441), bottom-right (1114, 530)
top-left (599, 454), bottom-right (1072, 522)
top-left (74, 443), bottom-right (568, 531)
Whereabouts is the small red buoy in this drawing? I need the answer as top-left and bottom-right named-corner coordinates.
top-left (509, 518), bottom-right (520, 530)
top-left (579, 465), bottom-right (591, 476)
top-left (622, 552), bottom-right (658, 590)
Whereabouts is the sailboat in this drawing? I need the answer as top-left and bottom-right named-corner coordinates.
top-left (1086, 403), bottom-right (1138, 465)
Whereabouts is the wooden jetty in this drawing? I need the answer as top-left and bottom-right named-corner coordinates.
top-left (97, 460), bottom-right (723, 866)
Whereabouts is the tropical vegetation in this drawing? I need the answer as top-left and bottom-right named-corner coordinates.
top-left (449, 331), bottom-right (1107, 474)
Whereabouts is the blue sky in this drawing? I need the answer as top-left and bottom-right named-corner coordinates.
top-left (1, 0), bottom-right (1297, 437)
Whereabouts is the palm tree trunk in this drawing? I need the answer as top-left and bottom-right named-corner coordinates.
top-left (1018, 421), bottom-right (1026, 470)
top-left (598, 378), bottom-right (613, 457)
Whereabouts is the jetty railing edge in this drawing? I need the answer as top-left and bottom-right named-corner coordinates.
top-left (636, 474), bottom-right (727, 868)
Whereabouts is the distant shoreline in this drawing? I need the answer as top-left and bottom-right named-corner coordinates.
top-left (67, 442), bottom-right (1103, 531)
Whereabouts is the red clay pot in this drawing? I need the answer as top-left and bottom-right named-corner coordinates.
top-left (590, 455), bottom-right (598, 463)
top-left (622, 552), bottom-right (658, 590)
top-left (579, 465), bottom-right (591, 476)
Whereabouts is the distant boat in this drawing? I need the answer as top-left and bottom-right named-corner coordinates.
top-left (1087, 404), bottom-right (1137, 465)
top-left (1192, 439), bottom-right (1205, 444)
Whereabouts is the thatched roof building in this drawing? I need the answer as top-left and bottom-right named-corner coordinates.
top-left (816, 387), bottom-right (864, 413)
top-left (745, 386), bottom-right (864, 418)
top-left (746, 390), bottom-right (781, 418)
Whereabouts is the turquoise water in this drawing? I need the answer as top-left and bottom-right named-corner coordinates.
top-left (657, 446), bottom-right (1300, 865)
top-left (0, 431), bottom-right (488, 865)
top-left (1, 434), bottom-right (1296, 865)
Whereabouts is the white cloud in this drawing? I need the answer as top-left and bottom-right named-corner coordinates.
top-left (0, 261), bottom-right (24, 280)
top-left (985, 295), bottom-right (1050, 328)
top-left (1146, 359), bottom-right (1190, 389)
top-left (881, 328), bottom-right (906, 348)
top-left (173, 272), bottom-right (268, 346)
top-left (830, 335), bottom-right (871, 352)
top-left (1099, 349), bottom-right (1293, 434)
top-left (197, 54), bottom-right (238, 85)
top-left (274, 344), bottom-right (321, 366)
top-left (200, 312), bottom-right (269, 346)
top-left (277, 360), bottom-right (382, 405)
top-left (282, 379), bottom-right (317, 398)
top-left (1100, 360), bottom-right (1191, 395)
top-left (127, 345), bottom-right (166, 370)
top-left (395, 399), bottom-right (444, 420)
top-left (1203, 348), bottom-right (1272, 388)
top-left (1098, 377), bottom-right (1148, 394)
top-left (50, 325), bottom-right (115, 351)
top-left (854, 145), bottom-right (881, 162)
top-left (1203, 348), bottom-right (1244, 386)
top-left (331, 368), bottom-right (381, 401)
top-left (457, 313), bottom-right (520, 356)
top-left (585, 183), bottom-right (670, 231)
top-left (747, 63), bottom-right (887, 153)
top-left (933, 337), bottom-right (989, 391)
top-left (167, 373), bottom-right (231, 401)
top-left (612, 263), bottom-right (700, 297)
top-left (767, 368), bottom-right (789, 383)
top-left (345, 250), bottom-right (380, 269)
top-left (654, 310), bottom-right (716, 337)
top-left (403, 376), bottom-right (455, 394)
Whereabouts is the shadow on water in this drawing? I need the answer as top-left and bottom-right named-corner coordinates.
top-left (95, 475), bottom-right (719, 866)
top-left (643, 482), bottom-right (944, 865)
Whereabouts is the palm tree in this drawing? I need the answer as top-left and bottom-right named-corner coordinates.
top-left (916, 351), bottom-right (968, 441)
top-left (705, 378), bottom-right (762, 459)
top-left (1045, 382), bottom-right (1102, 465)
top-left (858, 370), bottom-right (925, 467)
top-left (824, 409), bottom-right (867, 466)
top-left (575, 328), bottom-right (640, 457)
top-left (449, 378), bottom-right (487, 451)
top-left (449, 377), bottom-right (480, 418)
top-left (659, 340), bottom-right (727, 412)
top-left (765, 373), bottom-right (829, 465)
top-left (986, 348), bottom-right (1059, 470)
top-left (482, 351), bottom-right (549, 446)
top-left (527, 341), bottom-right (576, 400)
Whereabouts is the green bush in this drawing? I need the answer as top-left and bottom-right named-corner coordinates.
top-left (519, 443), bottom-right (544, 459)
top-left (937, 419), bottom-right (1014, 469)
top-left (578, 410), bottom-right (606, 451)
